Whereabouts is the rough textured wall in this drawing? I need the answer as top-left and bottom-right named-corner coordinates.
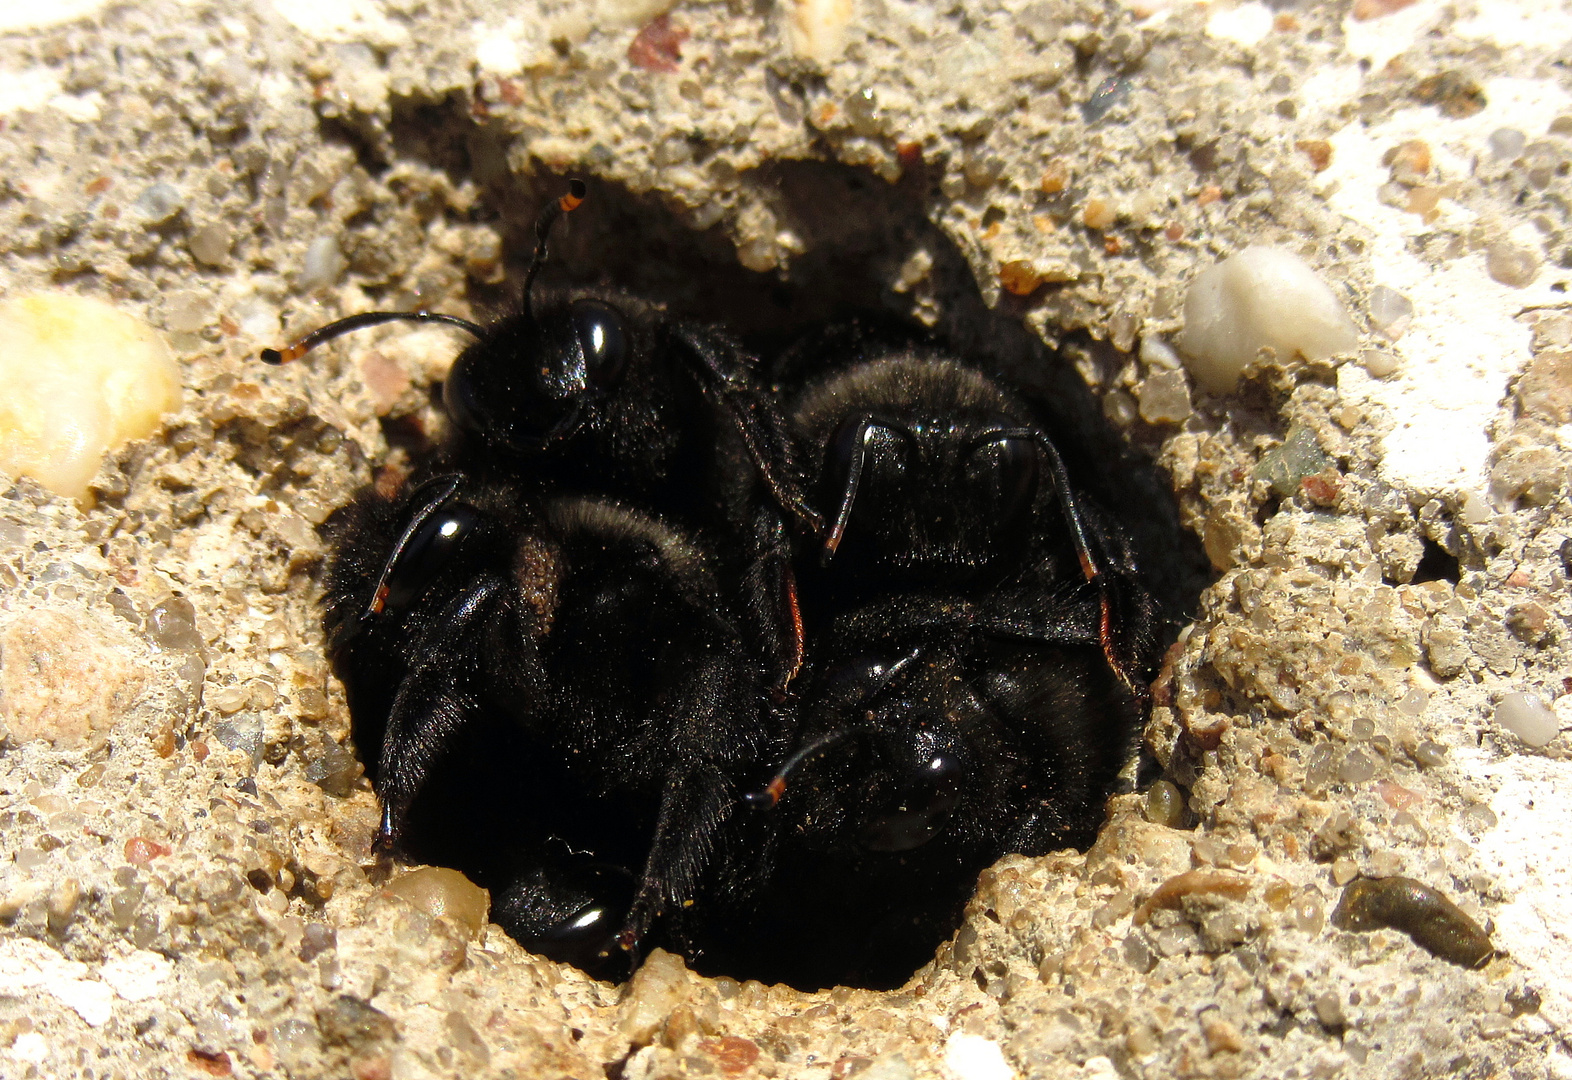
top-left (0, 0), bottom-right (1568, 1078)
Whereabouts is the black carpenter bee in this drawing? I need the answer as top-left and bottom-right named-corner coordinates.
top-left (266, 183), bottom-right (1168, 990)
top-left (262, 182), bottom-right (815, 977)
top-left (688, 319), bottom-right (1162, 989)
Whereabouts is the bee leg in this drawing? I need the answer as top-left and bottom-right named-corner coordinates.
top-left (375, 575), bottom-right (513, 848)
top-left (666, 321), bottom-right (823, 534)
top-left (738, 507), bottom-right (805, 692)
top-left (616, 653), bottom-right (754, 965)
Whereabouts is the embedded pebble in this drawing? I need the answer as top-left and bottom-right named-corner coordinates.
top-left (299, 234), bottom-right (347, 292)
top-left (1139, 336), bottom-right (1181, 370)
top-left (316, 995), bottom-right (397, 1051)
top-left (1486, 242), bottom-right (1539, 288)
top-left (130, 182), bottom-right (182, 224)
top-left (1494, 692), bottom-right (1559, 747)
top-left (1133, 869), bottom-right (1249, 924)
top-left (1332, 876), bottom-right (1493, 968)
top-left (1395, 688), bottom-right (1429, 716)
top-left (1338, 749), bottom-right (1377, 783)
top-left (0, 294), bottom-right (182, 501)
top-left (383, 867), bottom-right (489, 938)
top-left (1314, 991), bottom-right (1346, 1028)
top-left (1179, 246), bottom-right (1359, 394)
top-left (1368, 286), bottom-right (1413, 339)
top-left (787, 0), bottom-right (853, 63)
top-left (943, 1033), bottom-right (1013, 1080)
top-left (1254, 424), bottom-right (1333, 499)
top-left (1081, 76), bottom-right (1131, 124)
top-left (618, 948), bottom-right (694, 1044)
top-left (304, 738), bottom-right (361, 796)
top-left (163, 291), bottom-right (214, 333)
top-left (1489, 128), bottom-right (1526, 160)
top-left (1136, 370), bottom-right (1192, 424)
top-left (188, 222), bottom-right (232, 267)
top-left (124, 836), bottom-right (171, 865)
top-left (1143, 780), bottom-right (1186, 827)
top-left (1291, 893), bottom-right (1326, 934)
top-left (145, 596), bottom-right (203, 653)
top-left (1361, 347), bottom-right (1400, 378)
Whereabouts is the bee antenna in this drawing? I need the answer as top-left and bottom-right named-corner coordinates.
top-left (258, 311), bottom-right (486, 365)
top-left (743, 729), bottom-right (858, 810)
top-left (522, 178), bottom-right (587, 322)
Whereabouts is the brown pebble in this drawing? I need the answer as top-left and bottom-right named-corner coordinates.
top-left (1134, 869), bottom-right (1250, 925)
top-left (1295, 139), bottom-right (1333, 172)
top-left (999, 260), bottom-right (1043, 297)
top-left (1405, 187), bottom-right (1441, 218)
top-left (1199, 1010), bottom-right (1245, 1054)
top-left (350, 1055), bottom-right (392, 1080)
top-left (1487, 242), bottom-right (1539, 288)
top-left (1040, 162), bottom-right (1069, 195)
top-left (187, 1050), bottom-right (232, 1077)
top-left (1377, 780), bottom-right (1422, 810)
top-left (1413, 72), bottom-right (1487, 118)
top-left (619, 949), bottom-right (694, 1045)
top-left (627, 14), bottom-right (689, 73)
top-left (1385, 139), bottom-right (1432, 181)
top-left (698, 1036), bottom-right (762, 1075)
top-left (1515, 350), bottom-right (1572, 424)
top-left (1331, 876), bottom-right (1493, 968)
top-left (1506, 601), bottom-right (1552, 644)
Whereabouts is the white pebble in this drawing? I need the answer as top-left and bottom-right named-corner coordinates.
top-left (1495, 692), bottom-right (1559, 748)
top-left (943, 1033), bottom-right (1014, 1080)
top-left (1361, 348), bottom-right (1400, 379)
top-left (788, 0), bottom-right (853, 63)
top-left (299, 234), bottom-right (347, 292)
top-left (0, 294), bottom-right (181, 501)
top-left (1179, 246), bottom-right (1358, 395)
top-left (1139, 335), bottom-right (1181, 371)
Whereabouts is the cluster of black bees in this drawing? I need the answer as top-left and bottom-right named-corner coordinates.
top-left (264, 181), bottom-right (1165, 990)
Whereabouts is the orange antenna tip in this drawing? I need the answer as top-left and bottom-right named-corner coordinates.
top-left (559, 178), bottom-right (587, 213)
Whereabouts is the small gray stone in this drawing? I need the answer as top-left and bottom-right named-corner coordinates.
top-left (131, 182), bottom-right (183, 224)
top-left (188, 223), bottom-right (232, 267)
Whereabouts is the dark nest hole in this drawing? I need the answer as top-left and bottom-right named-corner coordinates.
top-left (334, 98), bottom-right (1210, 990)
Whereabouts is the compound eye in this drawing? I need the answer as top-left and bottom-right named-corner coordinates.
top-left (966, 436), bottom-right (1039, 533)
top-left (537, 895), bottom-right (621, 959)
top-left (860, 747), bottom-right (965, 852)
top-left (506, 862), bottom-right (635, 972)
top-left (570, 300), bottom-right (629, 392)
top-left (379, 501), bottom-right (482, 613)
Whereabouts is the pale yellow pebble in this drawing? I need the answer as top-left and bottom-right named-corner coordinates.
top-left (0, 293), bottom-right (182, 502)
